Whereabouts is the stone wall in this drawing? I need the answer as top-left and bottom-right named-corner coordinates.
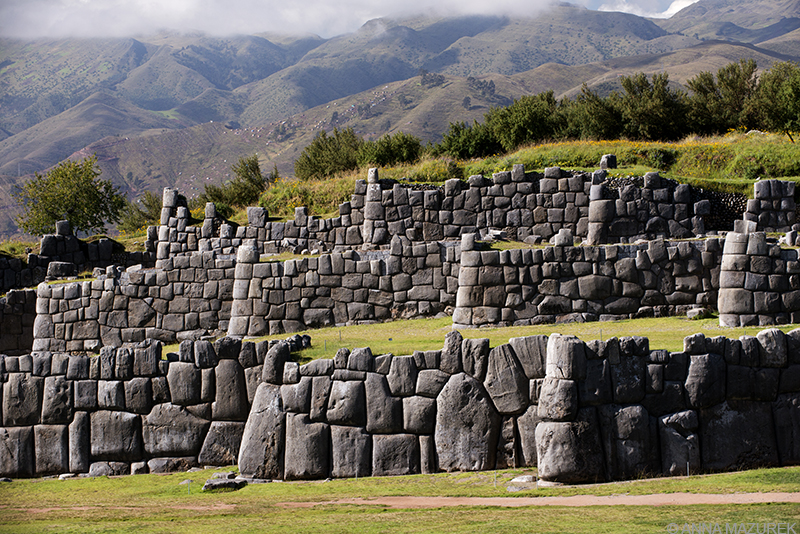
top-left (32, 252), bottom-right (236, 352)
top-left (718, 228), bottom-right (800, 327)
top-left (743, 179), bottom-right (796, 232)
top-left (3, 329), bottom-right (799, 483)
top-left (227, 236), bottom-right (460, 337)
top-left (453, 235), bottom-right (722, 328)
top-left (0, 289), bottom-right (36, 356)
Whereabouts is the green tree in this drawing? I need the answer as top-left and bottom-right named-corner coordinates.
top-left (294, 127), bottom-right (364, 180)
top-left (433, 120), bottom-right (503, 160)
top-left (485, 91), bottom-right (560, 152)
top-left (200, 154), bottom-right (274, 209)
top-left (560, 85), bottom-right (623, 140)
top-left (754, 61), bottom-right (800, 142)
top-left (687, 59), bottom-right (759, 134)
top-left (357, 131), bottom-right (422, 167)
top-left (619, 72), bottom-right (687, 141)
top-left (118, 190), bottom-right (162, 234)
top-left (13, 155), bottom-right (126, 236)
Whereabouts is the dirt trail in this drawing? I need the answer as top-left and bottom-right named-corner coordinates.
top-left (277, 492), bottom-right (800, 509)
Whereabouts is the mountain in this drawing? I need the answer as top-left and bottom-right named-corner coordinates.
top-left (0, 0), bottom-right (799, 236)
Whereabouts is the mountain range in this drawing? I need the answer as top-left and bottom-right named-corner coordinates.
top-left (0, 0), bottom-right (799, 236)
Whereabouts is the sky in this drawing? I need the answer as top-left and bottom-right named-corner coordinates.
top-left (0, 0), bottom-right (699, 40)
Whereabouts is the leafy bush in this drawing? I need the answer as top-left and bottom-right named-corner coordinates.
top-left (485, 91), bottom-right (561, 152)
top-left (357, 131), bottom-right (422, 167)
top-left (199, 155), bottom-right (274, 209)
top-left (433, 121), bottom-right (503, 160)
top-left (295, 127), bottom-right (363, 180)
top-left (118, 190), bottom-right (163, 234)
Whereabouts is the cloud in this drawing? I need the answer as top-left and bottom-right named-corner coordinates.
top-left (0, 0), bottom-right (563, 39)
top-left (597, 0), bottom-right (699, 18)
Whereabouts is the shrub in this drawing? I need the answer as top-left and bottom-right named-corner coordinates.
top-left (295, 127), bottom-right (363, 180)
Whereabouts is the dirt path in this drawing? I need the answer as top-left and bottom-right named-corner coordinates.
top-left (277, 492), bottom-right (800, 509)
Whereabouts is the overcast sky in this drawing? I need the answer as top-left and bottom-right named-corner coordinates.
top-left (0, 0), bottom-right (698, 40)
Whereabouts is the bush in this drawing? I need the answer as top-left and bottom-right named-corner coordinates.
top-left (357, 131), bottom-right (422, 167)
top-left (485, 91), bottom-right (561, 152)
top-left (295, 127), bottom-right (363, 180)
top-left (433, 121), bottom-right (503, 160)
top-left (118, 190), bottom-right (163, 234)
top-left (199, 155), bottom-right (274, 209)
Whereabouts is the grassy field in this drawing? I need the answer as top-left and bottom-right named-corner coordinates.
top-left (0, 467), bottom-right (798, 533)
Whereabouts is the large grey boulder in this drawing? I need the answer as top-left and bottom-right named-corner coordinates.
top-left (69, 411), bottom-right (90, 473)
top-left (699, 400), bottom-right (778, 471)
top-left (435, 373), bottom-right (499, 471)
top-left (579, 359), bottom-right (612, 406)
top-left (262, 342), bottom-right (290, 384)
top-left (326, 380), bottom-right (366, 426)
top-left (773, 393), bottom-right (800, 465)
top-left (365, 373), bottom-right (403, 433)
top-left (416, 370), bottom-right (450, 398)
top-left (546, 335), bottom-right (586, 380)
top-left (198, 421), bottom-right (246, 466)
top-left (213, 359), bottom-right (249, 421)
top-left (238, 383), bottom-right (285, 479)
top-left (403, 396), bottom-right (436, 434)
top-left (610, 353), bottom-right (646, 404)
top-left (310, 376), bottom-right (332, 422)
top-left (330, 425), bottom-right (371, 478)
top-left (281, 377), bottom-right (312, 414)
top-left (685, 354), bottom-right (726, 408)
top-left (167, 362), bottom-right (201, 406)
top-left (757, 329), bottom-right (788, 368)
top-left (509, 335), bottom-right (548, 379)
top-left (3, 373), bottom-right (43, 426)
top-left (41, 376), bottom-right (73, 424)
top-left (659, 410), bottom-right (700, 476)
top-left (142, 403), bottom-right (210, 457)
top-left (537, 378), bottom-right (578, 421)
top-left (387, 356), bottom-right (417, 397)
top-left (598, 404), bottom-right (657, 480)
top-left (372, 434), bottom-right (420, 476)
top-left (284, 413), bottom-right (329, 480)
top-left (535, 407), bottom-right (605, 484)
top-left (34, 424), bottom-right (69, 475)
top-left (517, 405), bottom-right (541, 467)
top-left (461, 338), bottom-right (489, 381)
top-left (0, 426), bottom-right (33, 477)
top-left (440, 330), bottom-right (463, 375)
top-left (90, 410), bottom-right (142, 462)
top-left (483, 344), bottom-right (528, 415)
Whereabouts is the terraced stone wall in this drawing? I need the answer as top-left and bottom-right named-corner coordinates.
top-left (0, 289), bottom-right (36, 356)
top-left (2, 329), bottom-right (799, 485)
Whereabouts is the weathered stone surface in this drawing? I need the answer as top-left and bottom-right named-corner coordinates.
top-left (387, 356), bottom-right (417, 397)
top-left (537, 378), bottom-right (578, 421)
top-left (143, 403), bottom-right (210, 457)
top-left (213, 359), bottom-right (249, 421)
top-left (262, 342), bottom-right (290, 385)
top-left (284, 413), bottom-right (329, 480)
top-left (546, 334), bottom-right (586, 380)
top-left (98, 380), bottom-right (125, 410)
top-left (699, 400), bottom-right (778, 471)
top-left (517, 404), bottom-right (541, 467)
top-left (167, 362), bottom-right (201, 406)
top-left (610, 353), bottom-right (646, 404)
top-left (535, 407), bottom-right (605, 483)
top-left (685, 354), bottom-right (726, 408)
top-left (41, 376), bottom-right (72, 424)
top-left (435, 373), bottom-right (499, 471)
top-left (34, 424), bottom-right (68, 475)
top-left (579, 358), bottom-right (612, 406)
top-left (90, 410), bottom-right (142, 461)
top-left (484, 344), bottom-right (528, 415)
top-left (365, 373), bottom-right (402, 433)
top-left (281, 377), bottom-right (312, 414)
top-left (659, 410), bottom-right (700, 476)
top-left (461, 338), bottom-right (489, 381)
top-left (403, 396), bottom-right (436, 434)
top-left (69, 411), bottom-right (90, 473)
top-left (773, 393), bottom-right (800, 465)
top-left (194, 340), bottom-right (218, 369)
top-left (372, 434), bottom-right (420, 476)
top-left (326, 380), bottom-right (366, 426)
top-left (125, 377), bottom-right (152, 414)
top-left (330, 425), bottom-right (371, 478)
top-left (440, 330), bottom-right (463, 374)
top-left (310, 376), bottom-right (332, 422)
top-left (757, 329), bottom-right (788, 368)
top-left (238, 383), bottom-right (285, 479)
top-left (148, 457), bottom-right (197, 473)
top-left (416, 369), bottom-right (450, 398)
top-left (509, 335), bottom-right (548, 379)
top-left (198, 421), bottom-right (245, 466)
top-left (0, 426), bottom-right (33, 477)
top-left (89, 461), bottom-right (130, 477)
top-left (598, 404), bottom-right (657, 480)
top-left (3, 374), bottom-right (43, 426)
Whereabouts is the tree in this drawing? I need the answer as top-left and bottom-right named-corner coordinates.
top-left (294, 127), bottom-right (364, 180)
top-left (357, 131), bottom-right (423, 167)
top-left (118, 190), bottom-right (162, 234)
top-left (200, 154), bottom-right (275, 209)
top-left (433, 120), bottom-right (503, 160)
top-left (485, 91), bottom-right (560, 152)
top-left (13, 155), bottom-right (126, 236)
top-left (619, 72), bottom-right (687, 141)
top-left (687, 59), bottom-right (759, 134)
top-left (561, 85), bottom-right (623, 140)
top-left (754, 61), bottom-right (800, 142)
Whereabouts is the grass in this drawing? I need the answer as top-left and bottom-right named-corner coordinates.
top-left (0, 467), bottom-right (797, 533)
top-left (236, 314), bottom-right (800, 364)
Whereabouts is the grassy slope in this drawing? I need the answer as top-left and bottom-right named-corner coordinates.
top-left (0, 467), bottom-right (797, 533)
top-left (656, 0), bottom-right (800, 38)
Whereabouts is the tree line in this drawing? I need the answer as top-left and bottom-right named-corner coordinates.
top-left (295, 60), bottom-right (800, 179)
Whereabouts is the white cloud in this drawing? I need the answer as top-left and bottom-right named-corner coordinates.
top-left (0, 0), bottom-right (563, 39)
top-left (597, 0), bottom-right (699, 18)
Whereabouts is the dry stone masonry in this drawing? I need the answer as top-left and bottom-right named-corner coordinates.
top-left (2, 329), bottom-right (800, 484)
